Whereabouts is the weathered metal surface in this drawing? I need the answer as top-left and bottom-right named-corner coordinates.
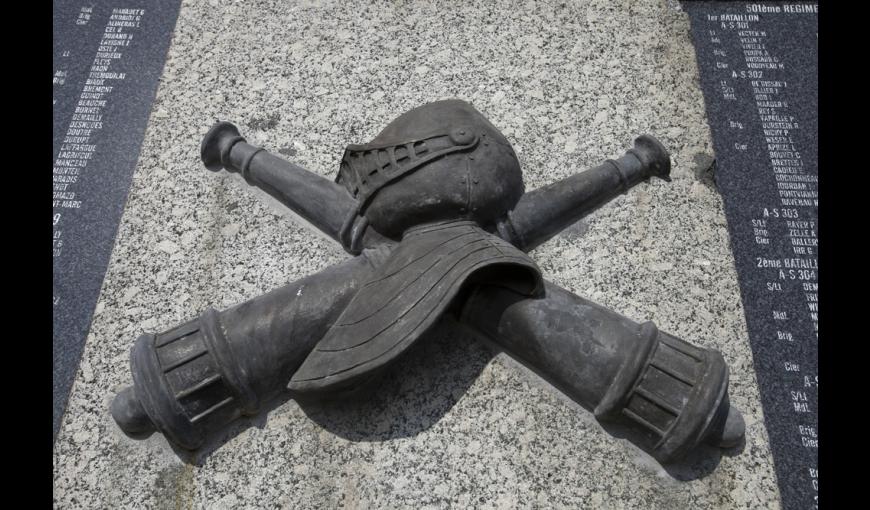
top-left (112, 99), bottom-right (744, 463)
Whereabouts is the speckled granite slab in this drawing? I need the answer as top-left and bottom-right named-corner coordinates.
top-left (53, 0), bottom-right (182, 441)
top-left (52, 0), bottom-right (781, 508)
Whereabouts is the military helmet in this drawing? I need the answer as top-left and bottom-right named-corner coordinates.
top-left (336, 99), bottom-right (525, 246)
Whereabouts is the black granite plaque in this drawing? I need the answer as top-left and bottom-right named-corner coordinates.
top-left (682, 2), bottom-right (818, 509)
top-left (53, 0), bottom-right (182, 440)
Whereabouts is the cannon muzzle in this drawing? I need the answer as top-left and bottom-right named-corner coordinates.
top-left (201, 121), bottom-right (244, 172)
top-left (501, 134), bottom-right (671, 252)
top-left (201, 121), bottom-right (358, 249)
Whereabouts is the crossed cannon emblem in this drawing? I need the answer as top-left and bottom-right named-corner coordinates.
top-left (112, 100), bottom-right (743, 464)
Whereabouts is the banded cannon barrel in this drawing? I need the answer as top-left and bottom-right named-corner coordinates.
top-left (112, 266), bottom-right (743, 461)
top-left (461, 282), bottom-right (743, 462)
top-left (111, 255), bottom-right (376, 448)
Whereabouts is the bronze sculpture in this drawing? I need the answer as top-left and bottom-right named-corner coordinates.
top-left (111, 100), bottom-right (744, 464)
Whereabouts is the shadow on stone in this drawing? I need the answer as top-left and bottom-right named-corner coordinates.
top-left (296, 318), bottom-right (492, 442)
top-left (556, 218), bottom-right (590, 241)
top-left (693, 152), bottom-right (719, 191)
top-left (168, 397), bottom-right (290, 467)
top-left (167, 318), bottom-right (491, 465)
top-left (663, 434), bottom-right (745, 481)
top-left (476, 338), bottom-right (728, 482)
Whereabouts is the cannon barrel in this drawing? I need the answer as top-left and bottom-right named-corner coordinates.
top-left (459, 281), bottom-right (744, 463)
top-left (201, 121), bottom-right (357, 248)
top-left (111, 254), bottom-right (374, 449)
top-left (500, 135), bottom-right (671, 252)
top-left (113, 262), bottom-right (743, 461)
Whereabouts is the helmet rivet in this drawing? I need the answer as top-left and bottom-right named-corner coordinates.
top-left (450, 128), bottom-right (474, 145)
